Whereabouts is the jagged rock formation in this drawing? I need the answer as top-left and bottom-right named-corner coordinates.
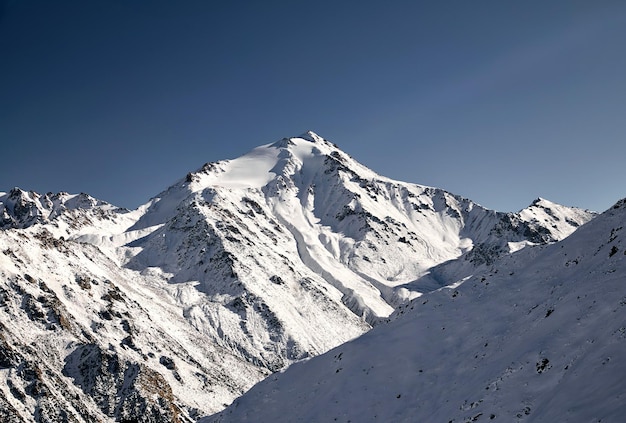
top-left (0, 189), bottom-right (128, 231)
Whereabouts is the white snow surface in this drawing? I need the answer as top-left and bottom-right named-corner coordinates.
top-left (210, 199), bottom-right (626, 423)
top-left (0, 131), bottom-right (599, 421)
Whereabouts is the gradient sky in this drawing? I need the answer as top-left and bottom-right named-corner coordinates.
top-left (1, 1), bottom-right (625, 212)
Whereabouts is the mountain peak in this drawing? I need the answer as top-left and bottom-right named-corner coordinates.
top-left (528, 197), bottom-right (563, 209)
top-left (295, 130), bottom-right (325, 143)
top-left (268, 131), bottom-right (326, 150)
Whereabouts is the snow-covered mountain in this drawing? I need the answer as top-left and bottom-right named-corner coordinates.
top-left (210, 198), bottom-right (626, 423)
top-left (0, 189), bottom-right (131, 232)
top-left (0, 131), bottom-right (596, 421)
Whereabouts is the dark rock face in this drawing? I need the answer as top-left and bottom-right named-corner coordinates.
top-left (63, 344), bottom-right (182, 423)
top-left (0, 188), bottom-right (44, 228)
top-left (0, 272), bottom-right (183, 422)
top-left (0, 333), bottom-right (102, 422)
top-left (0, 339), bottom-right (180, 422)
top-left (0, 394), bottom-right (23, 423)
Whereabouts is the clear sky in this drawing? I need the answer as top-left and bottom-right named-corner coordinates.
top-left (1, 1), bottom-right (625, 213)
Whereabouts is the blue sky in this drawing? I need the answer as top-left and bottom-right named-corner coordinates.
top-left (1, 1), bottom-right (625, 212)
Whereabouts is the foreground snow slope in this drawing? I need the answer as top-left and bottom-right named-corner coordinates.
top-left (211, 199), bottom-right (626, 423)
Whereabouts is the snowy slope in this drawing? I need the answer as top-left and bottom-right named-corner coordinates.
top-left (210, 199), bottom-right (626, 423)
top-left (0, 131), bottom-right (597, 421)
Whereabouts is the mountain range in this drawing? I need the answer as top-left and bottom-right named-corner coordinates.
top-left (0, 131), bottom-right (612, 422)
